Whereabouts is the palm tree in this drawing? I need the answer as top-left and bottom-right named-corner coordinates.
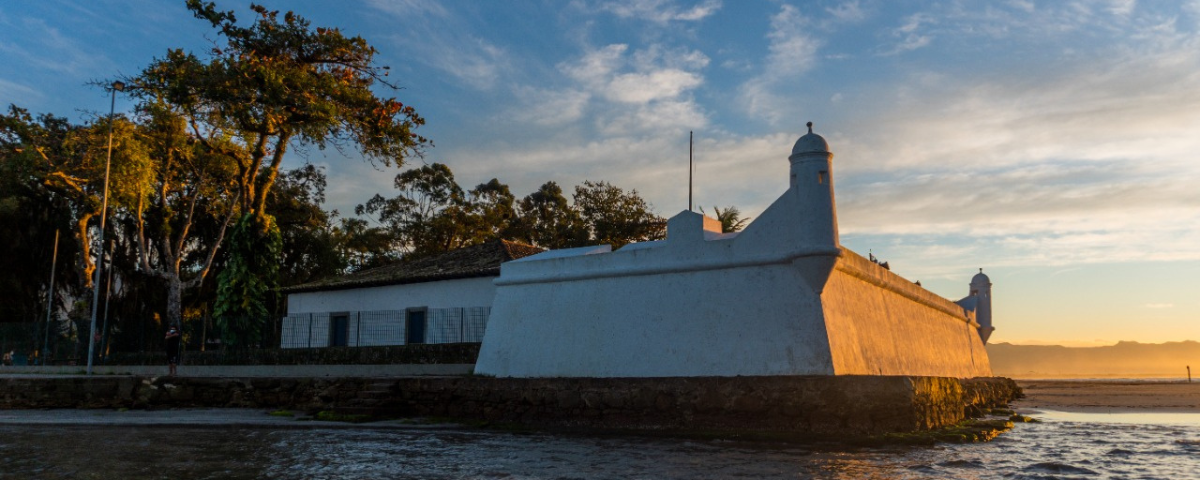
top-left (700, 205), bottom-right (750, 233)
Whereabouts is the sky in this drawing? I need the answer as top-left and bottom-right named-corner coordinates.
top-left (1, 0), bottom-right (1197, 346)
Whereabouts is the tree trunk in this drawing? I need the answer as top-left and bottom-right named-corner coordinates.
top-left (165, 275), bottom-right (183, 328)
top-left (76, 212), bottom-right (95, 289)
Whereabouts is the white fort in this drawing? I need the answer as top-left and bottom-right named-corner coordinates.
top-left (475, 124), bottom-right (994, 378)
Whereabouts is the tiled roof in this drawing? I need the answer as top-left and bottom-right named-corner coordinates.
top-left (283, 240), bottom-right (544, 294)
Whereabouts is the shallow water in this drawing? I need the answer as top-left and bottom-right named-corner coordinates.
top-left (1, 411), bottom-right (1197, 479)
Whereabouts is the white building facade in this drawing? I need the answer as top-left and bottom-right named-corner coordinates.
top-left (475, 124), bottom-right (995, 378)
top-left (281, 240), bottom-right (542, 348)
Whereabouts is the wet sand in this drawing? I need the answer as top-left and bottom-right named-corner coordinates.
top-left (1015, 380), bottom-right (1200, 413)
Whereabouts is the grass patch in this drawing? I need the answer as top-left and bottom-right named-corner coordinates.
top-left (313, 410), bottom-right (373, 423)
top-left (268, 409), bottom-right (294, 417)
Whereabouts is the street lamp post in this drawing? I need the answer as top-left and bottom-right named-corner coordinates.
top-left (86, 80), bottom-right (124, 375)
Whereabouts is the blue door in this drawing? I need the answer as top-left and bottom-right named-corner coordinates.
top-left (330, 314), bottom-right (349, 347)
top-left (406, 310), bottom-right (426, 344)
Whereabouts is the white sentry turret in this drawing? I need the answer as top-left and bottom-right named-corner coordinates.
top-left (787, 121), bottom-right (839, 247)
top-left (971, 269), bottom-right (994, 343)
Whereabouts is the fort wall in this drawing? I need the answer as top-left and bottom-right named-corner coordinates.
top-left (822, 250), bottom-right (992, 377)
top-left (478, 260), bottom-right (835, 377)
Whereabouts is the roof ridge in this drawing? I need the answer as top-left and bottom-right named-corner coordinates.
top-left (284, 239), bottom-right (544, 294)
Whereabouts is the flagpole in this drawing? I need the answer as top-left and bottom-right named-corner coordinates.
top-left (688, 131), bottom-right (693, 212)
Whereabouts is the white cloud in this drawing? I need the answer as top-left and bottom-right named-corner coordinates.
top-left (513, 87), bottom-right (592, 126)
top-left (0, 17), bottom-right (111, 76)
top-left (819, 45), bottom-right (1200, 272)
top-left (1144, 303), bottom-right (1175, 309)
top-left (563, 44), bottom-right (629, 85)
top-left (1106, 0), bottom-right (1138, 17)
top-left (826, 1), bottom-right (868, 23)
top-left (434, 39), bottom-right (509, 90)
top-left (605, 69), bottom-right (702, 103)
top-left (766, 6), bottom-right (821, 70)
top-left (737, 5), bottom-right (821, 124)
top-left (883, 13), bottom-right (934, 55)
top-left (602, 99), bottom-right (707, 136)
top-left (363, 0), bottom-right (449, 17)
top-left (1008, 0), bottom-right (1036, 13)
top-left (592, 0), bottom-right (722, 24)
top-left (0, 79), bottom-right (40, 103)
top-left (369, 3), bottom-right (511, 90)
top-left (547, 43), bottom-right (709, 133)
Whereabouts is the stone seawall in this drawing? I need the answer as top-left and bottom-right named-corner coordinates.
top-left (0, 375), bottom-right (1020, 437)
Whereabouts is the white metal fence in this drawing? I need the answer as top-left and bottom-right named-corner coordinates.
top-left (279, 307), bottom-right (491, 349)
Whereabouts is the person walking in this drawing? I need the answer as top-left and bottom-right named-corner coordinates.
top-left (165, 326), bottom-right (181, 376)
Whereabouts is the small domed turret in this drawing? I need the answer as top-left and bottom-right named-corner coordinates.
top-left (792, 121), bottom-right (830, 156)
top-left (971, 269), bottom-right (990, 287)
top-left (785, 121), bottom-right (838, 247)
top-left (968, 268), bottom-right (994, 344)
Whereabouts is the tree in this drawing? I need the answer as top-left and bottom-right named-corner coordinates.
top-left (0, 106), bottom-right (153, 290)
top-left (358, 164), bottom-right (523, 258)
top-left (699, 205), bottom-right (750, 233)
top-left (129, 1), bottom-right (429, 345)
top-left (1, 105), bottom-right (160, 359)
top-left (511, 181), bottom-right (588, 249)
top-left (131, 1), bottom-right (428, 224)
top-left (0, 112), bottom-right (82, 323)
top-left (129, 101), bottom-right (241, 329)
top-left (333, 217), bottom-right (395, 272)
top-left (463, 178), bottom-right (517, 242)
top-left (213, 212), bottom-right (282, 348)
top-left (573, 181), bottom-right (665, 249)
top-left (269, 164), bottom-right (346, 285)
top-left (357, 163), bottom-right (464, 258)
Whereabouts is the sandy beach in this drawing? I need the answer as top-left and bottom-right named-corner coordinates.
top-left (1015, 380), bottom-right (1200, 412)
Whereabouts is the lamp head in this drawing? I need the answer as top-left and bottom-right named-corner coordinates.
top-left (112, 81), bottom-right (125, 92)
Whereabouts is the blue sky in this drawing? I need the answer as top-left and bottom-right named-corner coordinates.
top-left (2, 0), bottom-right (1198, 346)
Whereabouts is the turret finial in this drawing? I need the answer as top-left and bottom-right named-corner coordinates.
top-left (979, 268), bottom-right (983, 273)
top-left (806, 121), bottom-right (813, 134)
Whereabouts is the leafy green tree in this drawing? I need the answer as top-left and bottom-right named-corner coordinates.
top-left (128, 101), bottom-right (241, 329)
top-left (357, 163), bottom-right (465, 258)
top-left (333, 217), bottom-right (395, 272)
top-left (463, 178), bottom-right (517, 242)
top-left (699, 205), bottom-right (751, 233)
top-left (129, 1), bottom-right (428, 345)
top-left (0, 106), bottom-right (153, 290)
top-left (573, 181), bottom-right (665, 249)
top-left (131, 1), bottom-right (428, 223)
top-left (269, 164), bottom-right (346, 285)
top-left (512, 181), bottom-right (589, 249)
top-left (360, 165), bottom-right (525, 258)
top-left (1, 105), bottom-right (159, 358)
top-left (213, 213), bottom-right (281, 348)
top-left (0, 115), bottom-right (81, 323)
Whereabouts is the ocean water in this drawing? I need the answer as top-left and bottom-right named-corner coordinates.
top-left (0, 410), bottom-right (1197, 479)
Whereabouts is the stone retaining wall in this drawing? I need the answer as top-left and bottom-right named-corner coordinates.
top-left (0, 375), bottom-right (1020, 437)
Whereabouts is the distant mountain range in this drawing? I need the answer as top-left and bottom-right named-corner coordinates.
top-left (987, 341), bottom-right (1200, 378)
